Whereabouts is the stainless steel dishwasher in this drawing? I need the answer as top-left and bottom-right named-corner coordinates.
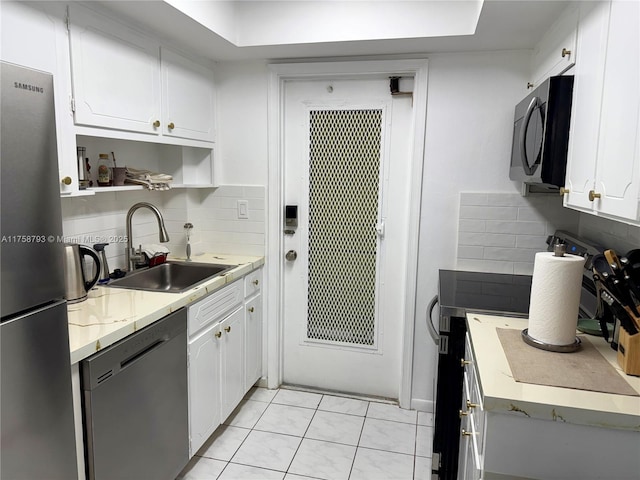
top-left (81, 308), bottom-right (188, 480)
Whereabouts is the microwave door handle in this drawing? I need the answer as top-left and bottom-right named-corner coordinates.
top-left (519, 96), bottom-right (540, 176)
top-left (426, 295), bottom-right (440, 345)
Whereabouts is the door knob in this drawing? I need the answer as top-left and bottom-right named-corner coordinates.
top-left (285, 250), bottom-right (297, 261)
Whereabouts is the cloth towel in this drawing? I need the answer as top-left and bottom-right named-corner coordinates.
top-left (125, 167), bottom-right (173, 191)
top-left (141, 244), bottom-right (170, 259)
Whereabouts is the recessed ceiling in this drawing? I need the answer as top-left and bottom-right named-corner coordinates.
top-left (94, 0), bottom-right (570, 62)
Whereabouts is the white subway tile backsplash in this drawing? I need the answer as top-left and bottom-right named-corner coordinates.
top-left (515, 234), bottom-right (548, 249)
top-left (485, 220), bottom-right (546, 235)
top-left (459, 193), bottom-right (488, 206)
top-left (483, 247), bottom-right (538, 263)
top-left (456, 258), bottom-right (515, 274)
top-left (457, 192), bottom-right (581, 274)
top-left (460, 205), bottom-right (518, 221)
top-left (486, 193), bottom-right (530, 207)
top-left (61, 185), bottom-right (266, 270)
top-left (458, 219), bottom-right (486, 233)
top-left (457, 245), bottom-right (484, 260)
top-left (458, 232), bottom-right (516, 248)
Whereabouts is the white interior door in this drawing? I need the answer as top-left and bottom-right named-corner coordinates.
top-left (283, 77), bottom-right (413, 399)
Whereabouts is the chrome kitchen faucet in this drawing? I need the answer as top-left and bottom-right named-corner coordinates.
top-left (125, 202), bottom-right (170, 271)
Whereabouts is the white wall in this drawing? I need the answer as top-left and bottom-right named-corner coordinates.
top-left (412, 50), bottom-right (531, 411)
top-left (214, 62), bottom-right (269, 186)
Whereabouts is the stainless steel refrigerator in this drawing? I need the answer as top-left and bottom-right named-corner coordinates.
top-left (1, 61), bottom-right (78, 479)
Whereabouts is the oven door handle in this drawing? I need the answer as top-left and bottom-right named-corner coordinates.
top-left (427, 295), bottom-right (440, 345)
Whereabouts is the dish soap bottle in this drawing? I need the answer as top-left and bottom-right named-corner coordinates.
top-left (97, 153), bottom-right (111, 186)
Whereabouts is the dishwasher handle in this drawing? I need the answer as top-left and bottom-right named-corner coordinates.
top-left (427, 295), bottom-right (440, 345)
top-left (120, 335), bottom-right (169, 369)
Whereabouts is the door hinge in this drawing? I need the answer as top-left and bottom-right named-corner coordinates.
top-left (70, 97), bottom-right (75, 113)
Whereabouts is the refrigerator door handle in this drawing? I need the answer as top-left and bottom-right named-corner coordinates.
top-left (427, 295), bottom-right (440, 345)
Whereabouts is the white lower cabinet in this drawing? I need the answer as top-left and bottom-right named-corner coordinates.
top-left (188, 322), bottom-right (222, 456)
top-left (187, 280), bottom-right (243, 457)
top-left (244, 267), bottom-right (263, 391)
top-left (219, 307), bottom-right (245, 422)
top-left (187, 269), bottom-right (264, 457)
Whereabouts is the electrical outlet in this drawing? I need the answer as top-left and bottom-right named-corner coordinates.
top-left (237, 200), bottom-right (249, 219)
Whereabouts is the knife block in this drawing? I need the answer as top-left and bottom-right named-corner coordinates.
top-left (617, 327), bottom-right (640, 376)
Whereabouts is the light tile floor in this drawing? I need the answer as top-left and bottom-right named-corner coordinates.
top-left (177, 387), bottom-right (433, 480)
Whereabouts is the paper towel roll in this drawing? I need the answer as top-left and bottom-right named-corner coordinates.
top-left (527, 251), bottom-right (585, 346)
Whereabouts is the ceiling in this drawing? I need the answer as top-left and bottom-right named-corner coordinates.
top-left (94, 0), bottom-right (571, 63)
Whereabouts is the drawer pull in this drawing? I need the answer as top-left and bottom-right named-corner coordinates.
top-left (253, 279), bottom-right (259, 286)
top-left (214, 331), bottom-right (222, 338)
top-left (466, 400), bottom-right (478, 409)
top-left (224, 326), bottom-right (231, 333)
top-left (461, 358), bottom-right (472, 367)
top-left (248, 307), bottom-right (255, 313)
top-left (462, 429), bottom-right (473, 437)
top-left (459, 409), bottom-right (469, 418)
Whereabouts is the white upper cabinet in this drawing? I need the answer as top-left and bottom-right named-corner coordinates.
top-left (564, 0), bottom-right (640, 223)
top-left (69, 5), bottom-right (161, 135)
top-left (529, 3), bottom-right (578, 88)
top-left (68, 5), bottom-right (216, 146)
top-left (593, 0), bottom-right (640, 220)
top-left (161, 48), bottom-right (216, 142)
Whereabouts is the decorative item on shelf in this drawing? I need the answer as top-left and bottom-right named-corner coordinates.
top-left (85, 157), bottom-right (93, 187)
top-left (77, 146), bottom-right (89, 189)
top-left (110, 151), bottom-right (126, 186)
top-left (97, 153), bottom-right (112, 186)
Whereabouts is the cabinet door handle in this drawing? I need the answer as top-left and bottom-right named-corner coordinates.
top-left (589, 190), bottom-right (601, 201)
top-left (461, 429), bottom-right (473, 437)
top-left (466, 399), bottom-right (478, 409)
top-left (561, 48), bottom-right (572, 58)
top-left (459, 409), bottom-right (469, 418)
top-left (461, 358), bottom-right (472, 367)
top-left (215, 331), bottom-right (222, 338)
top-left (61, 176), bottom-right (72, 185)
top-left (248, 307), bottom-right (255, 313)
top-left (253, 279), bottom-right (259, 286)
top-left (153, 120), bottom-right (160, 128)
top-left (224, 326), bottom-right (231, 333)
top-left (168, 122), bottom-right (175, 130)
top-left (559, 187), bottom-right (570, 196)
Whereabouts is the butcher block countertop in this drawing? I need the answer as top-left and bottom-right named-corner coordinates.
top-left (67, 254), bottom-right (264, 364)
top-left (466, 313), bottom-right (640, 431)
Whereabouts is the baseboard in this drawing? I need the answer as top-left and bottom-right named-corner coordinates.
top-left (411, 398), bottom-right (435, 413)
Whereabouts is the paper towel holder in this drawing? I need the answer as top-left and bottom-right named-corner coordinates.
top-left (554, 243), bottom-right (566, 257)
top-left (521, 328), bottom-right (581, 352)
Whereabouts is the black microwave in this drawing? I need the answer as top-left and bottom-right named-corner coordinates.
top-left (509, 75), bottom-right (574, 188)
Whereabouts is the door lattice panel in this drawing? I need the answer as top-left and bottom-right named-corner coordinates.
top-left (307, 109), bottom-right (382, 346)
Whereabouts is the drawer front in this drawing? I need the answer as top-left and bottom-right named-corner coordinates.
top-left (244, 268), bottom-right (263, 298)
top-left (188, 281), bottom-right (242, 337)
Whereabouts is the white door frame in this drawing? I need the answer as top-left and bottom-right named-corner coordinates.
top-left (266, 59), bottom-right (428, 408)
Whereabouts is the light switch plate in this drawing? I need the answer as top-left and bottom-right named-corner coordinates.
top-left (237, 200), bottom-right (249, 219)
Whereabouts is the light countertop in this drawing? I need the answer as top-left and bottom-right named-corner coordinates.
top-left (466, 313), bottom-right (640, 431)
top-left (67, 253), bottom-right (264, 364)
